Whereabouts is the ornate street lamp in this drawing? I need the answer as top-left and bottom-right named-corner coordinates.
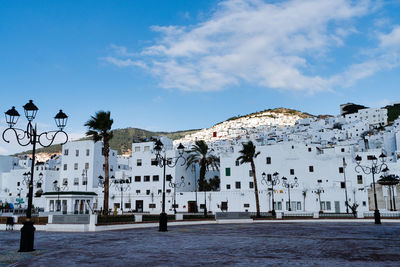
top-left (53, 180), bottom-right (68, 212)
top-left (261, 171), bottom-right (280, 217)
top-left (342, 157), bottom-right (349, 214)
top-left (355, 153), bottom-right (388, 224)
top-left (281, 176), bottom-right (299, 211)
top-left (112, 178), bottom-right (131, 213)
top-left (312, 181), bottom-right (324, 213)
top-left (378, 174), bottom-right (399, 211)
top-left (153, 139), bottom-right (186, 231)
top-left (82, 169), bottom-right (88, 191)
top-left (2, 100), bottom-right (68, 252)
top-left (169, 176), bottom-right (185, 214)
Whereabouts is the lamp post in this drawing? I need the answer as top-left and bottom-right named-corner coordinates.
top-left (261, 171), bottom-right (280, 217)
top-left (378, 174), bottom-right (399, 211)
top-left (153, 139), bottom-right (185, 232)
top-left (312, 183), bottom-right (324, 213)
top-left (342, 157), bottom-right (349, 214)
top-left (281, 176), bottom-right (299, 211)
top-left (82, 169), bottom-right (88, 192)
top-left (169, 176), bottom-right (185, 214)
top-left (355, 153), bottom-right (388, 224)
top-left (2, 100), bottom-right (68, 252)
top-left (112, 177), bottom-right (131, 213)
top-left (53, 180), bottom-right (68, 212)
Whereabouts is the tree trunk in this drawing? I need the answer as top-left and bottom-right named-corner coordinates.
top-left (251, 160), bottom-right (260, 217)
top-left (199, 161), bottom-right (207, 191)
top-left (103, 140), bottom-right (110, 215)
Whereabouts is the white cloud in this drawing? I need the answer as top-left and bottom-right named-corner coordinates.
top-left (103, 0), bottom-right (400, 93)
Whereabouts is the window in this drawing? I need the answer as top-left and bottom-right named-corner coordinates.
top-left (235, 181), bottom-right (241, 189)
top-left (17, 182), bottom-right (20, 186)
top-left (317, 179), bottom-right (322, 183)
top-left (267, 174), bottom-right (272, 181)
top-left (144, 146), bottom-right (150, 152)
top-left (64, 149), bottom-right (69, 156)
top-left (235, 160), bottom-right (240, 166)
top-left (134, 176), bottom-right (141, 182)
top-left (249, 170), bottom-right (253, 177)
top-left (149, 203), bottom-right (156, 208)
top-left (226, 184), bottom-right (231, 189)
top-left (290, 169), bottom-right (295, 175)
top-left (339, 167), bottom-right (344, 173)
top-left (166, 189), bottom-right (171, 193)
top-left (321, 201), bottom-right (331, 210)
top-left (341, 148), bottom-right (345, 152)
top-left (273, 201), bottom-right (282, 210)
top-left (362, 201), bottom-right (366, 207)
top-left (136, 190), bottom-right (140, 194)
top-left (144, 176), bottom-right (150, 182)
top-left (357, 175), bottom-right (363, 184)
top-left (340, 182), bottom-right (345, 189)
top-left (249, 182), bottom-right (254, 189)
top-left (166, 175), bottom-right (172, 181)
top-left (151, 159), bottom-right (158, 166)
top-left (135, 159), bottom-right (142, 167)
top-left (225, 168), bottom-right (231, 176)
top-left (266, 157), bottom-right (271, 164)
top-left (308, 147), bottom-right (312, 152)
top-left (309, 166), bottom-right (314, 172)
top-left (158, 189), bottom-right (162, 194)
top-left (135, 146), bottom-right (140, 152)
top-left (85, 163), bottom-right (89, 170)
top-left (153, 175), bottom-right (159, 182)
top-left (74, 178), bottom-right (79, 185)
top-left (244, 204), bottom-right (250, 208)
top-left (86, 149), bottom-right (90, 156)
top-left (125, 203), bottom-right (131, 209)
top-left (75, 150), bottom-right (79, 157)
top-left (63, 164), bottom-right (67, 171)
top-left (74, 163), bottom-right (78, 170)
top-left (291, 145), bottom-right (294, 149)
top-left (146, 190), bottom-right (150, 195)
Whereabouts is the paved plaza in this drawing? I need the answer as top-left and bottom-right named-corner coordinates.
top-left (1, 222), bottom-right (400, 266)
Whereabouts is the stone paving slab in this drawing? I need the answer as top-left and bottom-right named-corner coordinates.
top-left (1, 222), bottom-right (400, 266)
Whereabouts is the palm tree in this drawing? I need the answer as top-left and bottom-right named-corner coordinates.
top-left (186, 140), bottom-right (220, 215)
top-left (237, 141), bottom-right (261, 217)
top-left (302, 189), bottom-right (307, 211)
top-left (84, 111), bottom-right (113, 215)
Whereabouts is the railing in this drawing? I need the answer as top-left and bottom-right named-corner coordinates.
top-left (319, 213), bottom-right (355, 219)
top-left (283, 212), bottom-right (313, 219)
top-left (249, 212), bottom-right (274, 219)
top-left (364, 212), bottom-right (400, 218)
top-left (52, 215), bottom-right (90, 224)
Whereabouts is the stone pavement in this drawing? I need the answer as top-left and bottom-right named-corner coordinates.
top-left (1, 222), bottom-right (400, 266)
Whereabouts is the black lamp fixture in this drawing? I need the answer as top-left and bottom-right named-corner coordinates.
top-left (2, 100), bottom-right (68, 252)
top-left (355, 152), bottom-right (388, 224)
top-left (153, 139), bottom-right (186, 231)
top-left (5, 106), bottom-right (20, 127)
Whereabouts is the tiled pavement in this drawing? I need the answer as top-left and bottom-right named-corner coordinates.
top-left (1, 222), bottom-right (400, 266)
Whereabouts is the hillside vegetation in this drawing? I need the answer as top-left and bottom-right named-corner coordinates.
top-left (17, 128), bottom-right (199, 156)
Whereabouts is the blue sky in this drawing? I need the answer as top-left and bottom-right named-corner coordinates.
top-left (1, 0), bottom-right (400, 154)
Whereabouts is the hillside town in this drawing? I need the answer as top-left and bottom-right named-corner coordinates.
top-left (0, 103), bottom-right (399, 218)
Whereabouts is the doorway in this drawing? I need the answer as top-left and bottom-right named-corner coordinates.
top-left (188, 201), bottom-right (197, 213)
top-left (334, 201), bottom-right (340, 213)
top-left (136, 200), bottom-right (143, 212)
